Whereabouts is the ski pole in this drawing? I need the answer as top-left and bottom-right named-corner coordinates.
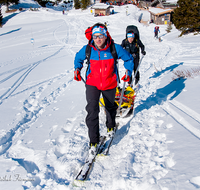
top-left (131, 54), bottom-right (145, 86)
top-left (80, 76), bottom-right (105, 108)
top-left (117, 71), bottom-right (128, 114)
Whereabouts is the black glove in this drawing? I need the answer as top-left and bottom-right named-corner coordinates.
top-left (142, 51), bottom-right (146, 55)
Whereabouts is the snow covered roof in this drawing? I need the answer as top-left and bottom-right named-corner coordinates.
top-left (91, 3), bottom-right (113, 9)
top-left (151, 0), bottom-right (177, 8)
top-left (165, 0), bottom-right (177, 3)
top-left (148, 7), bottom-right (173, 16)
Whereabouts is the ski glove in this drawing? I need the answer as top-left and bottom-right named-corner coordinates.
top-left (74, 69), bottom-right (81, 81)
top-left (121, 74), bottom-right (130, 82)
top-left (142, 51), bottom-right (146, 55)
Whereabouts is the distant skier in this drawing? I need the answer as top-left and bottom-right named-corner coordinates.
top-left (121, 28), bottom-right (146, 86)
top-left (154, 26), bottom-right (160, 38)
top-left (74, 23), bottom-right (134, 156)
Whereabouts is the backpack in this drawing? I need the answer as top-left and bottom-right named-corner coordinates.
top-left (155, 26), bottom-right (159, 31)
top-left (126, 25), bottom-right (140, 40)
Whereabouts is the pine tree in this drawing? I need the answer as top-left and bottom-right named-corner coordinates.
top-left (81, 0), bottom-right (90, 9)
top-left (74, 0), bottom-right (81, 9)
top-left (173, 0), bottom-right (200, 36)
top-left (166, 22), bottom-right (172, 33)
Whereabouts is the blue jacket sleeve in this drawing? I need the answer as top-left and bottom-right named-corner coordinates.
top-left (74, 45), bottom-right (87, 70)
top-left (114, 43), bottom-right (134, 77)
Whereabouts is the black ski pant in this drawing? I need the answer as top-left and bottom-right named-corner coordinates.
top-left (155, 31), bottom-right (158, 38)
top-left (128, 55), bottom-right (140, 85)
top-left (85, 85), bottom-right (118, 144)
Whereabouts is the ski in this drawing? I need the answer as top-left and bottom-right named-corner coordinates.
top-left (74, 136), bottom-right (106, 183)
top-left (99, 123), bottom-right (119, 156)
top-left (74, 123), bottom-right (119, 185)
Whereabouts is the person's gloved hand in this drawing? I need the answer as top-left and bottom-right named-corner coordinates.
top-left (74, 69), bottom-right (81, 81)
top-left (121, 74), bottom-right (130, 82)
top-left (142, 51), bottom-right (146, 55)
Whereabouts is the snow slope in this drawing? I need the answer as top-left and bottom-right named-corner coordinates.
top-left (1, 3), bottom-right (200, 190)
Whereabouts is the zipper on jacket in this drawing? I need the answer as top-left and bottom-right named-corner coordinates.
top-left (98, 51), bottom-right (102, 89)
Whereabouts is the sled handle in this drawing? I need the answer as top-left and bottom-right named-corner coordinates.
top-left (131, 54), bottom-right (145, 86)
top-left (117, 71), bottom-right (128, 114)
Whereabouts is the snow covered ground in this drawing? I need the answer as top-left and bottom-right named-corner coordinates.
top-left (0, 2), bottom-right (200, 190)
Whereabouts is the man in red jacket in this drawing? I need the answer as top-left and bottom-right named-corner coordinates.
top-left (74, 23), bottom-right (134, 155)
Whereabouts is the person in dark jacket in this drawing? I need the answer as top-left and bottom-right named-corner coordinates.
top-left (74, 23), bottom-right (134, 155)
top-left (154, 26), bottom-right (160, 38)
top-left (121, 32), bottom-right (146, 86)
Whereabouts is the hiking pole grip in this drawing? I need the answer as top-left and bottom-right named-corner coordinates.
top-left (131, 54), bottom-right (145, 86)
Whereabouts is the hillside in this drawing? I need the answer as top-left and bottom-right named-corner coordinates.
top-left (0, 2), bottom-right (200, 190)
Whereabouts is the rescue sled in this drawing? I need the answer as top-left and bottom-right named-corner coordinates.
top-left (100, 86), bottom-right (136, 118)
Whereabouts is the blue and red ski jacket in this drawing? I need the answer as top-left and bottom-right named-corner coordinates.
top-left (74, 37), bottom-right (134, 91)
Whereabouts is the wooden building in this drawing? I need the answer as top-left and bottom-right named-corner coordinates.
top-left (91, 3), bottom-right (113, 16)
top-left (148, 7), bottom-right (173, 25)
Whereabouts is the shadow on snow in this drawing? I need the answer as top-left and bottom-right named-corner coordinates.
top-left (150, 62), bottom-right (184, 79)
top-left (135, 77), bottom-right (187, 114)
top-left (114, 62), bottom-right (186, 147)
top-left (0, 28), bottom-right (21, 36)
top-left (2, 11), bottom-right (25, 25)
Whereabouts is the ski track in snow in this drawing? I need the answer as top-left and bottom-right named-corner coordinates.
top-left (169, 100), bottom-right (200, 124)
top-left (162, 101), bottom-right (200, 139)
top-left (0, 18), bottom-right (74, 150)
top-left (0, 5), bottom-right (200, 190)
top-left (0, 14), bottom-right (94, 189)
top-left (0, 46), bottom-right (66, 104)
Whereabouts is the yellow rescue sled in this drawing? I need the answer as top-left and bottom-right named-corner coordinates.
top-left (100, 86), bottom-right (136, 117)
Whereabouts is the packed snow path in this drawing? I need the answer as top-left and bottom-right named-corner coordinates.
top-left (0, 5), bottom-right (200, 190)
